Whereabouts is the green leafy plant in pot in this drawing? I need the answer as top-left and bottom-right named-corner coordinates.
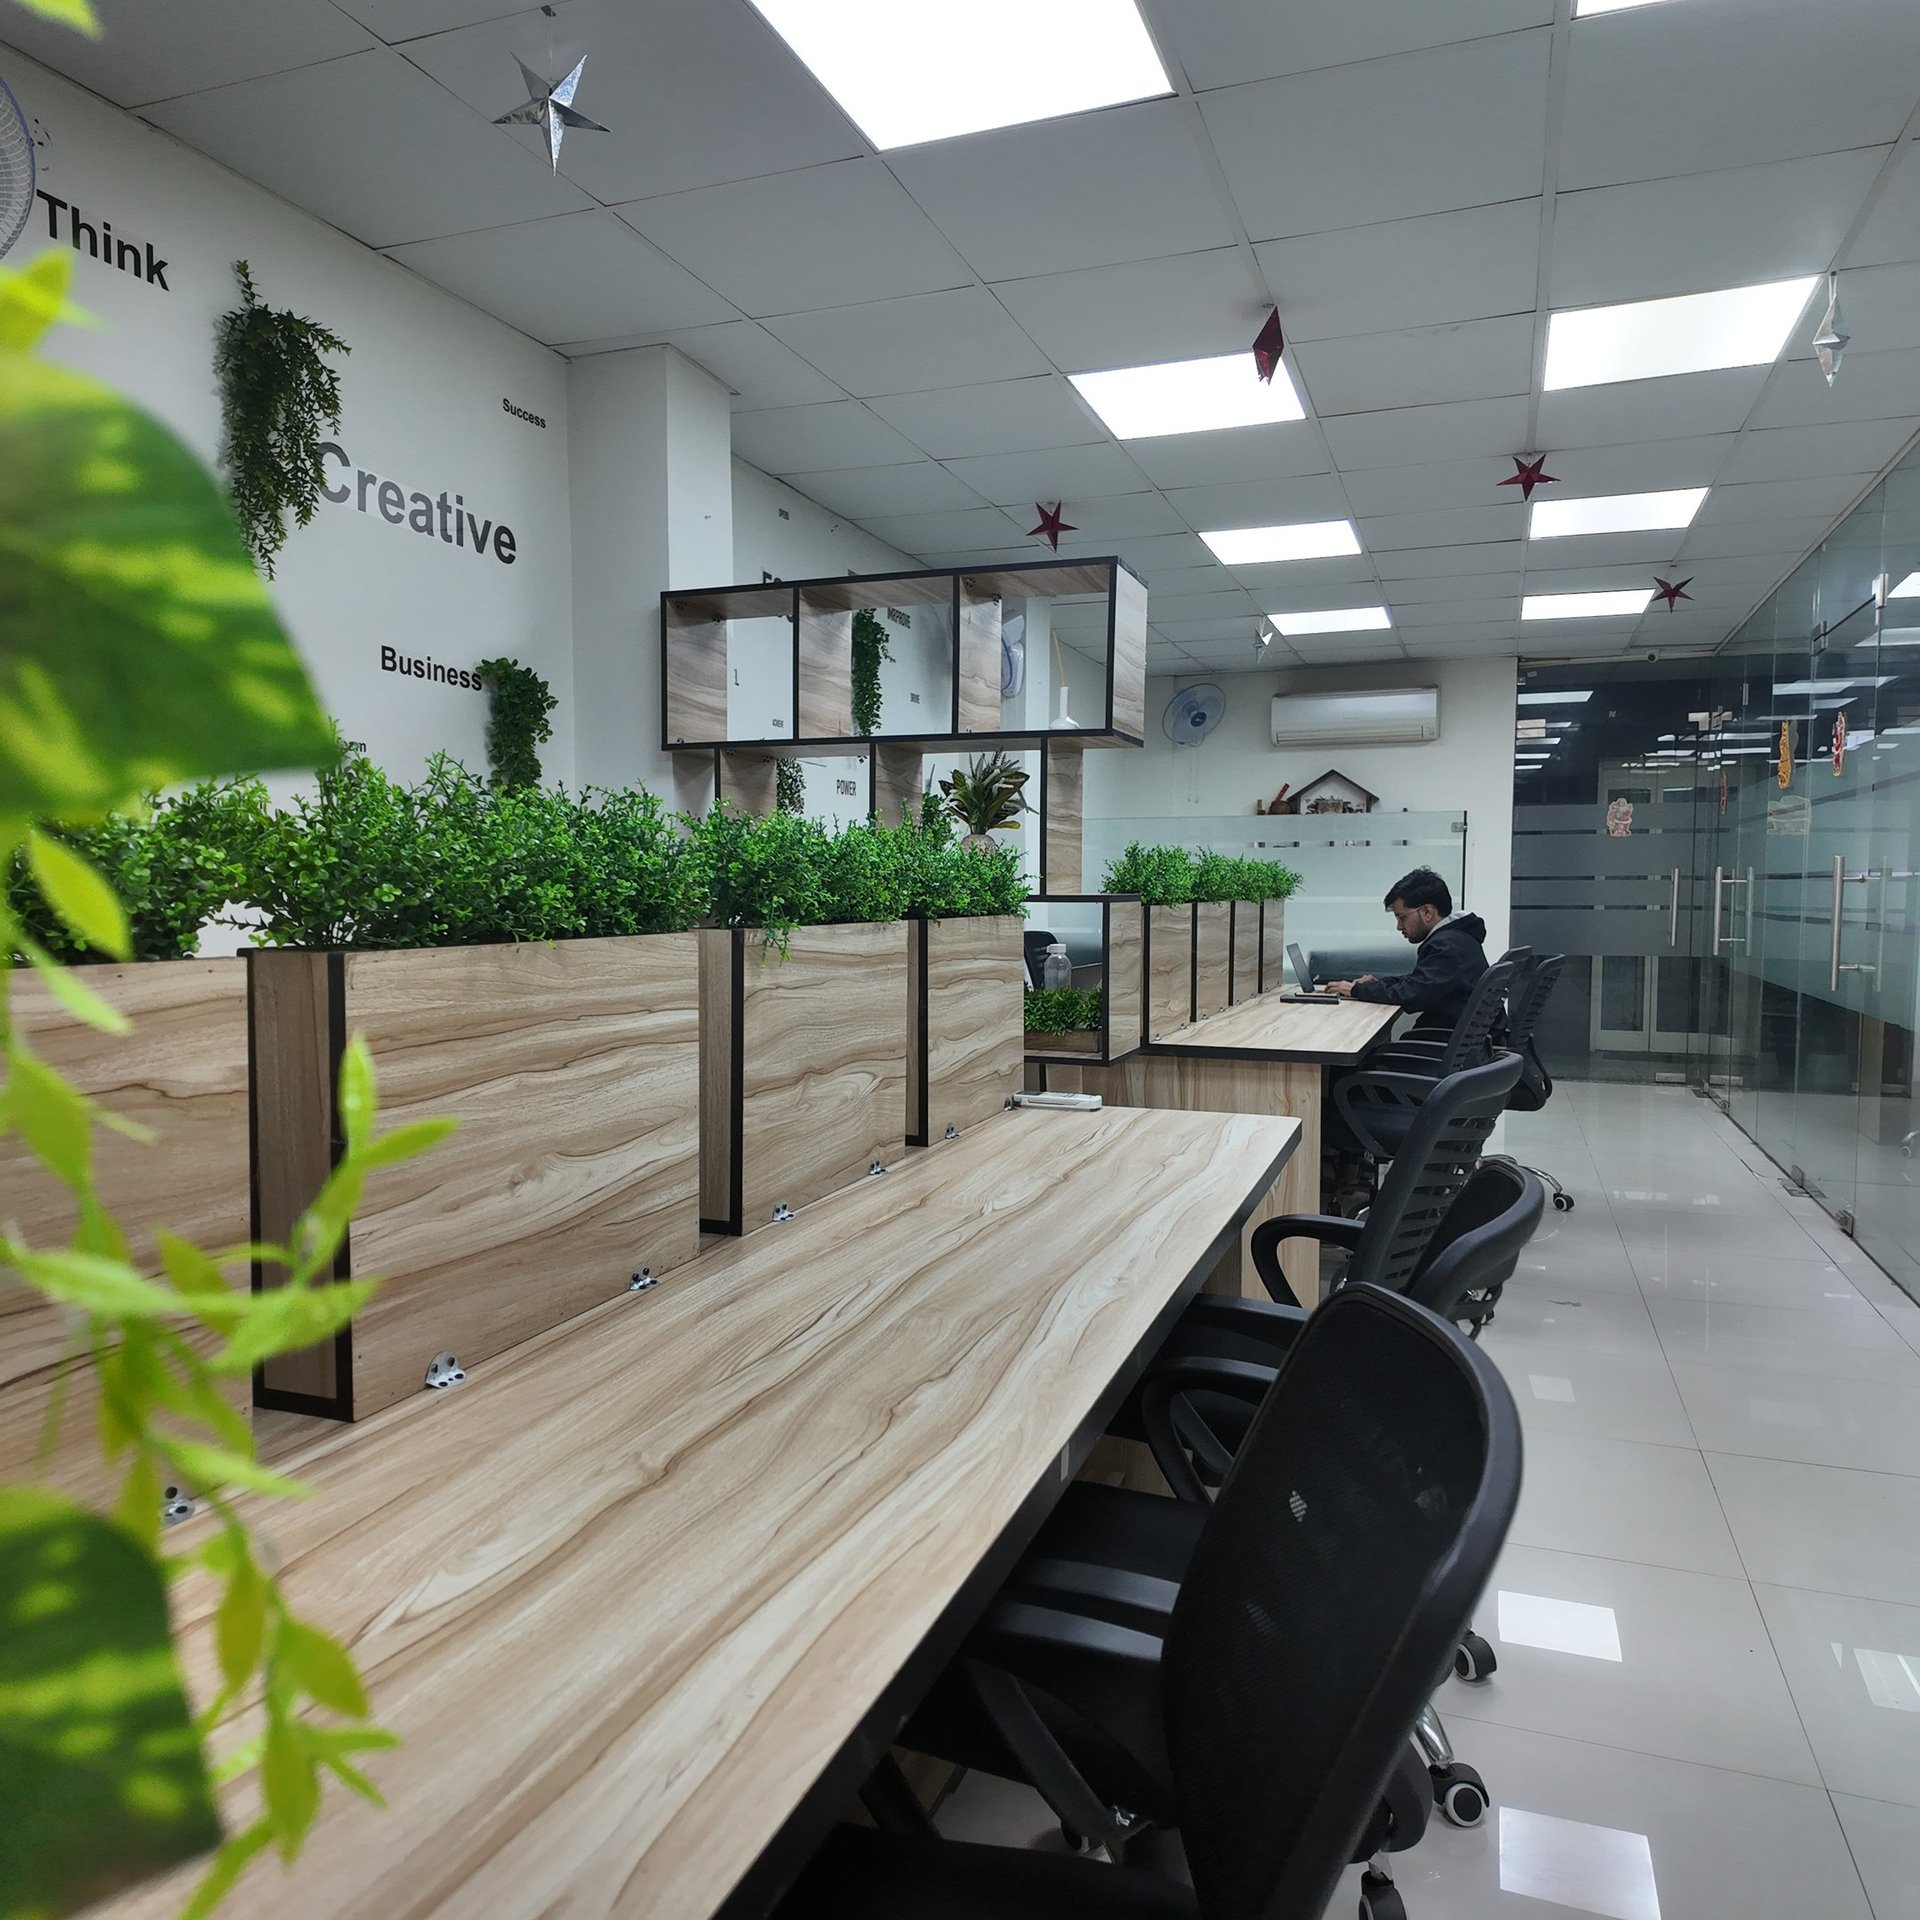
top-left (938, 752), bottom-right (1031, 851)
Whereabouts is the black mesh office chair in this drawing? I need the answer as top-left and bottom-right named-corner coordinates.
top-left (1497, 953), bottom-right (1571, 1212)
top-left (773, 1287), bottom-right (1523, 1920)
top-left (1335, 954), bottom-right (1524, 1166)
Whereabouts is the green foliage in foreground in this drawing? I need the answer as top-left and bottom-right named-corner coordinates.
top-left (1024, 986), bottom-right (1103, 1034)
top-left (1101, 841), bottom-right (1301, 906)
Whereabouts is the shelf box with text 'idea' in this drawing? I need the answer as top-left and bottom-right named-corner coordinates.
top-left (0, 960), bottom-right (252, 1502)
top-left (249, 935), bottom-right (701, 1421)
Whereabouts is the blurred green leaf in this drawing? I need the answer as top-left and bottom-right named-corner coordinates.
top-left (0, 253), bottom-right (91, 353)
top-left (336, 1035), bottom-right (374, 1157)
top-left (26, 828), bottom-right (129, 957)
top-left (280, 1622), bottom-right (367, 1719)
top-left (7, 1046), bottom-right (92, 1191)
top-left (176, 1818), bottom-right (272, 1920)
top-left (0, 1488), bottom-right (220, 1920)
top-left (357, 1115), bottom-right (458, 1170)
top-left (215, 1556), bottom-right (266, 1696)
top-left (161, 1440), bottom-right (306, 1503)
top-left (261, 1721), bottom-right (320, 1862)
top-left (0, 351), bottom-right (332, 820)
top-left (211, 1278), bottom-right (377, 1378)
top-left (7, 1246), bottom-right (181, 1318)
top-left (16, 933), bottom-right (130, 1032)
top-left (4, 0), bottom-right (99, 33)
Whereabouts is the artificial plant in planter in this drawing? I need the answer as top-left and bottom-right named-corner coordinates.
top-left (214, 259), bottom-right (349, 578)
top-left (243, 752), bottom-right (707, 1420)
top-left (1103, 841), bottom-right (1197, 1040)
top-left (1, 245), bottom-right (441, 1917)
top-left (851, 607), bottom-right (892, 737)
top-left (474, 656), bottom-right (557, 790)
top-left (1024, 985), bottom-right (1103, 1055)
top-left (939, 750), bottom-right (1031, 849)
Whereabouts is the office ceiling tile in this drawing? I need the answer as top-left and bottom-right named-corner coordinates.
top-left (1783, 263), bottom-right (1920, 359)
top-left (1064, 532), bottom-right (1219, 574)
top-left (1376, 539), bottom-right (1525, 579)
top-left (1390, 621), bottom-right (1523, 650)
top-left (1342, 456), bottom-right (1523, 518)
top-left (781, 462), bottom-right (989, 520)
top-left (2, 0), bottom-right (373, 108)
top-left (1293, 314), bottom-right (1537, 415)
top-left (614, 161), bottom-right (970, 316)
top-left (1524, 561), bottom-right (1674, 594)
top-left (1522, 529), bottom-right (1687, 569)
top-left (730, 401), bottom-right (927, 475)
top-left (144, 50), bottom-right (593, 249)
top-left (1282, 643), bottom-right (1407, 666)
top-left (1694, 475), bottom-right (1876, 525)
top-left (990, 250), bottom-right (1264, 373)
top-left (940, 443), bottom-right (1153, 507)
top-left (867, 379), bottom-right (1105, 460)
top-left (1542, 436), bottom-right (1738, 494)
top-left (1750, 349), bottom-right (1920, 429)
top-left (597, 320), bottom-right (844, 408)
top-left (1162, 474), bottom-right (1353, 530)
top-left (1385, 571), bottom-right (1524, 605)
top-left (1535, 369), bottom-right (1771, 448)
top-left (387, 209), bottom-right (734, 341)
top-left (1148, 588), bottom-right (1262, 621)
top-left (1142, 564), bottom-right (1244, 598)
top-left (1676, 515), bottom-right (1838, 562)
top-left (1123, 423), bottom-right (1333, 491)
top-left (1257, 200), bottom-right (1542, 343)
top-left (859, 506), bottom-right (1029, 558)
top-left (392, 0), bottom-right (865, 203)
top-left (766, 287), bottom-right (1051, 397)
top-left (888, 102), bottom-right (1236, 283)
top-left (1321, 396), bottom-right (1532, 469)
top-left (1201, 34), bottom-right (1551, 239)
top-left (1048, 492), bottom-right (1187, 538)
top-left (1720, 419), bottom-right (1920, 486)
top-left (1361, 503), bottom-right (1528, 550)
top-left (1151, 618), bottom-right (1262, 644)
top-left (1145, 644), bottom-right (1199, 670)
top-left (1224, 554), bottom-right (1382, 594)
top-left (1159, 0), bottom-right (1551, 91)
top-left (1248, 579), bottom-right (1398, 615)
top-left (1846, 143), bottom-right (1920, 269)
top-left (1558, 0), bottom-right (1920, 191)
top-left (1393, 596), bottom-right (1521, 629)
top-left (330, 0), bottom-right (525, 37)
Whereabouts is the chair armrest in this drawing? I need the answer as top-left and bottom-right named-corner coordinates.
top-left (969, 1596), bottom-right (1165, 1674)
top-left (1010, 1557), bottom-right (1183, 1633)
top-left (1249, 1214), bottom-right (1360, 1305)
top-left (1138, 1357), bottom-right (1279, 1502)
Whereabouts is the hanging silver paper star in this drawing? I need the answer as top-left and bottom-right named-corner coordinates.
top-left (1812, 271), bottom-right (1848, 387)
top-left (493, 55), bottom-right (608, 169)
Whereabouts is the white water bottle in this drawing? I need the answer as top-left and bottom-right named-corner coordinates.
top-left (1042, 941), bottom-right (1073, 991)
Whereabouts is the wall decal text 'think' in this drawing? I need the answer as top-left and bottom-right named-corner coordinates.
top-left (33, 192), bottom-right (169, 289)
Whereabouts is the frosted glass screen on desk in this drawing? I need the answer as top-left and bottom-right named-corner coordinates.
top-left (1084, 813), bottom-right (1466, 979)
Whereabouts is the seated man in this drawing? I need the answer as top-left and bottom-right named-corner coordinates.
top-left (1324, 867), bottom-right (1488, 1035)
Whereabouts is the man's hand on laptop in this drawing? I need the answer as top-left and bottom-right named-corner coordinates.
top-left (1323, 976), bottom-right (1373, 998)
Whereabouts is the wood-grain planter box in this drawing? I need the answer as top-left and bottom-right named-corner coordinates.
top-left (251, 935), bottom-right (702, 1421)
top-left (0, 960), bottom-right (250, 1503)
top-left (909, 915), bottom-right (1025, 1147)
top-left (701, 921), bottom-right (909, 1236)
top-left (1230, 902), bottom-right (1261, 1005)
top-left (1259, 900), bottom-right (1288, 993)
top-left (1023, 895), bottom-right (1144, 1066)
top-left (1192, 903), bottom-right (1232, 1024)
top-left (1144, 904), bottom-right (1196, 1043)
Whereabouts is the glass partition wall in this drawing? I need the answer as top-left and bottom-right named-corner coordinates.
top-left (1515, 435), bottom-right (1920, 1303)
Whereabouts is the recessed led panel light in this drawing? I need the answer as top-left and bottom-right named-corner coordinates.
top-left (1518, 690), bottom-right (1593, 705)
top-left (1576, 0), bottom-right (1677, 13)
top-left (1201, 520), bottom-right (1361, 566)
top-left (1070, 353), bottom-right (1305, 439)
top-left (1889, 571), bottom-right (1920, 599)
top-left (1544, 278), bottom-right (1819, 390)
top-left (1270, 606), bottom-right (1392, 636)
top-left (1772, 677), bottom-right (1894, 694)
top-left (747, 0), bottom-right (1172, 149)
top-left (1530, 488), bottom-right (1709, 539)
top-left (1523, 590), bottom-right (1655, 620)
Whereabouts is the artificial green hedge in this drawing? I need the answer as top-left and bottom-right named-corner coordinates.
top-left (10, 756), bottom-right (1029, 961)
top-left (1100, 841), bottom-right (1301, 907)
top-left (1024, 986), bottom-right (1102, 1035)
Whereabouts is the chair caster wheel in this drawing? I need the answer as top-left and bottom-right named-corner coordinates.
top-left (1433, 1761), bottom-right (1488, 1828)
top-left (1454, 1631), bottom-right (1496, 1682)
top-left (1552, 1192), bottom-right (1575, 1212)
top-left (1359, 1869), bottom-right (1406, 1920)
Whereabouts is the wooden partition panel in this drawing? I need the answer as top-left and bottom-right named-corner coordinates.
top-left (909, 916), bottom-right (1025, 1146)
top-left (255, 936), bottom-right (702, 1420)
top-left (1260, 900), bottom-right (1286, 991)
top-left (1230, 901), bottom-right (1260, 1004)
top-left (869, 742), bottom-right (924, 827)
top-left (1145, 905), bottom-right (1195, 1042)
top-left (0, 961), bottom-right (249, 1503)
top-left (1041, 742), bottom-right (1083, 895)
top-left (662, 600), bottom-right (731, 746)
top-left (955, 582), bottom-right (1002, 732)
top-left (703, 922), bottom-right (910, 1234)
top-left (796, 595), bottom-right (854, 739)
top-left (1193, 903), bottom-right (1231, 1023)
top-left (716, 749), bottom-right (780, 816)
top-left (1110, 564), bottom-right (1148, 739)
top-left (1106, 897), bottom-right (1145, 1058)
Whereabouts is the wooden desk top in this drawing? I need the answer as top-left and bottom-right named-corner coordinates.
top-left (1150, 993), bottom-right (1400, 1064)
top-left (106, 1104), bottom-right (1298, 1920)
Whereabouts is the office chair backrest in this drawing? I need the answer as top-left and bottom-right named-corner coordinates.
top-left (1162, 1285), bottom-right (1521, 1920)
top-left (1408, 1159), bottom-right (1545, 1324)
top-left (1430, 953), bottom-right (1524, 1077)
top-left (1346, 1051), bottom-right (1524, 1296)
top-left (1502, 954), bottom-right (1564, 1113)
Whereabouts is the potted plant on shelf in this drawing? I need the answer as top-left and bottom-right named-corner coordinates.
top-left (938, 750), bottom-right (1031, 850)
top-left (1103, 841), bottom-right (1197, 1041)
top-left (1024, 985), bottom-right (1103, 1057)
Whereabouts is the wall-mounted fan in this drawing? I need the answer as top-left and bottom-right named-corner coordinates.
top-left (1000, 609), bottom-right (1026, 697)
top-left (0, 74), bottom-right (34, 261)
top-left (1163, 682), bottom-right (1226, 746)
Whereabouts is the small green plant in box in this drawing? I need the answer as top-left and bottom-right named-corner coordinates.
top-left (1024, 986), bottom-right (1102, 1035)
top-left (1101, 841), bottom-right (1195, 905)
top-left (938, 751), bottom-right (1031, 842)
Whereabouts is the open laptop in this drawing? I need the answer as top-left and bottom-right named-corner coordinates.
top-left (1282, 941), bottom-right (1340, 1004)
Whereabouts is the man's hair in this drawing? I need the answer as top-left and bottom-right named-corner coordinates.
top-left (1385, 867), bottom-right (1452, 917)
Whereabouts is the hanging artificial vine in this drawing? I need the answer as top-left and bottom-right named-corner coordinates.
top-left (214, 261), bottom-right (350, 578)
top-left (851, 608), bottom-right (892, 737)
top-left (474, 656), bottom-right (558, 789)
top-left (775, 758), bottom-right (805, 815)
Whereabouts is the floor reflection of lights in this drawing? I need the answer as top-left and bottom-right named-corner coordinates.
top-left (1497, 1591), bottom-right (1624, 1662)
top-left (1499, 1807), bottom-right (1661, 1920)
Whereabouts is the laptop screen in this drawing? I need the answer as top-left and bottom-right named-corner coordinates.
top-left (1287, 941), bottom-right (1312, 987)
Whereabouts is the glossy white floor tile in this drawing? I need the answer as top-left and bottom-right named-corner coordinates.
top-left (932, 1083), bottom-right (1920, 1919)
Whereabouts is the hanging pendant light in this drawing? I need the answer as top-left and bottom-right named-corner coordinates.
top-left (1812, 272), bottom-right (1848, 387)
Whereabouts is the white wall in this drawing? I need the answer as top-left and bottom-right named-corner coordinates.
top-left (1084, 656), bottom-right (1517, 955)
top-left (4, 44), bottom-right (576, 787)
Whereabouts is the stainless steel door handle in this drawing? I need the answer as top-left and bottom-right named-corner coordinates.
top-left (1830, 857), bottom-right (1873, 991)
top-left (1669, 867), bottom-right (1680, 947)
top-left (1712, 866), bottom-right (1726, 957)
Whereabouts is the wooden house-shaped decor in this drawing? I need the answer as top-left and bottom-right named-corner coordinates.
top-left (1286, 769), bottom-right (1379, 816)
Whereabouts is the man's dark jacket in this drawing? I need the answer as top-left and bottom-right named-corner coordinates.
top-left (1350, 912), bottom-right (1489, 1030)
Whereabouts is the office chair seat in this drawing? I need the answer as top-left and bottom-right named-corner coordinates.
top-left (774, 1826), bottom-right (1199, 1920)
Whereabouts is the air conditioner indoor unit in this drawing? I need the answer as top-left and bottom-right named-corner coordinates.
top-left (1270, 686), bottom-right (1439, 747)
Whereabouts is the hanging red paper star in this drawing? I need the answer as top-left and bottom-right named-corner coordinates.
top-left (1652, 576), bottom-right (1692, 611)
top-left (1252, 308), bottom-right (1285, 383)
top-left (1028, 502), bottom-right (1075, 550)
top-left (1498, 454), bottom-right (1560, 500)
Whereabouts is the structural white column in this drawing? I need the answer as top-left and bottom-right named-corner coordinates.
top-left (566, 346), bottom-right (733, 804)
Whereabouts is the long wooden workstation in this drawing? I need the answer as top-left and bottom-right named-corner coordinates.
top-left (99, 1102), bottom-right (1298, 1920)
